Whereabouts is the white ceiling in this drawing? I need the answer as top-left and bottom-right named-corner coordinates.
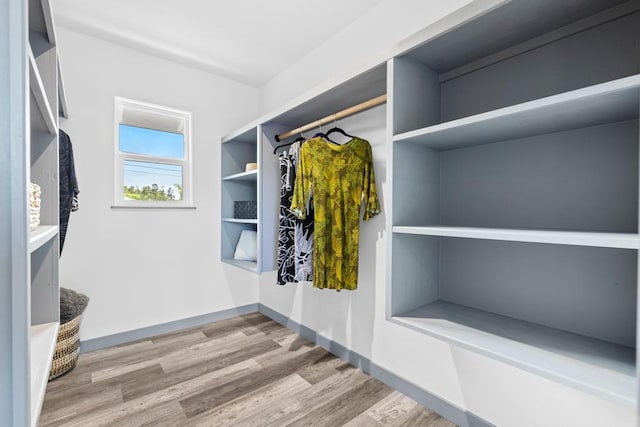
top-left (53, 0), bottom-right (385, 87)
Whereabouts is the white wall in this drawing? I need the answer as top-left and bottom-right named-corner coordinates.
top-left (57, 28), bottom-right (260, 341)
top-left (258, 0), bottom-right (473, 113)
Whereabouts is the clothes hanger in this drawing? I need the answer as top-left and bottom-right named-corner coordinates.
top-left (312, 124), bottom-right (326, 139)
top-left (313, 124), bottom-right (339, 145)
top-left (273, 135), bottom-right (306, 155)
top-left (324, 120), bottom-right (355, 141)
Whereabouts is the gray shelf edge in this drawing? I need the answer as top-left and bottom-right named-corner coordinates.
top-left (388, 315), bottom-right (636, 406)
top-left (392, 74), bottom-right (640, 149)
top-left (221, 124), bottom-right (259, 144)
top-left (221, 259), bottom-right (259, 273)
top-left (222, 170), bottom-right (258, 182)
top-left (222, 218), bottom-right (258, 224)
top-left (391, 226), bottom-right (640, 250)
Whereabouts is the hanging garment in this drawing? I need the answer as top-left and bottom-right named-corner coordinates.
top-left (289, 142), bottom-right (314, 282)
top-left (59, 129), bottom-right (79, 254)
top-left (277, 142), bottom-right (314, 285)
top-left (291, 137), bottom-right (380, 291)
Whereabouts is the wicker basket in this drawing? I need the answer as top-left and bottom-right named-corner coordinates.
top-left (49, 315), bottom-right (81, 380)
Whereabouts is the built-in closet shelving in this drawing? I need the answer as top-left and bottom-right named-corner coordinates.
top-left (1, 0), bottom-right (67, 425)
top-left (220, 63), bottom-right (387, 274)
top-left (221, 126), bottom-right (261, 272)
top-left (388, 0), bottom-right (639, 405)
top-left (218, 0), bottom-right (639, 418)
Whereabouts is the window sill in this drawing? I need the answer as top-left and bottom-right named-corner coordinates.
top-left (110, 205), bottom-right (197, 210)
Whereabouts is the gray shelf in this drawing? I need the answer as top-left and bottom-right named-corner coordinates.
top-left (388, 0), bottom-right (640, 413)
top-left (221, 259), bottom-right (258, 273)
top-left (393, 226), bottom-right (640, 250)
top-left (222, 218), bottom-right (258, 224)
top-left (222, 170), bottom-right (258, 182)
top-left (220, 125), bottom-right (262, 273)
top-left (2, 0), bottom-right (64, 425)
top-left (29, 322), bottom-right (59, 423)
top-left (29, 225), bottom-right (58, 253)
top-left (393, 301), bottom-right (635, 404)
top-left (393, 75), bottom-right (640, 150)
top-left (29, 48), bottom-right (56, 135)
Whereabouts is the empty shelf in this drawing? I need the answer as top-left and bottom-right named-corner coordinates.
top-left (392, 301), bottom-right (635, 404)
top-left (29, 225), bottom-right (58, 253)
top-left (29, 49), bottom-right (56, 135)
top-left (222, 218), bottom-right (258, 224)
top-left (393, 75), bottom-right (640, 150)
top-left (30, 322), bottom-right (59, 424)
top-left (58, 61), bottom-right (68, 119)
top-left (392, 226), bottom-right (639, 249)
top-left (222, 259), bottom-right (258, 273)
top-left (222, 170), bottom-right (258, 182)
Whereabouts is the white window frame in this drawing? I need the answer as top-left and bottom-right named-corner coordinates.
top-left (114, 97), bottom-right (193, 208)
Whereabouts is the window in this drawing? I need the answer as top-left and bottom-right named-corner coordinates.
top-left (114, 98), bottom-right (192, 207)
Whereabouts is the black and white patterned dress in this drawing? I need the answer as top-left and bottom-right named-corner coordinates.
top-left (277, 142), bottom-right (313, 285)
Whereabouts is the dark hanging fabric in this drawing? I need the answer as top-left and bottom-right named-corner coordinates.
top-left (277, 141), bottom-right (313, 285)
top-left (59, 129), bottom-right (79, 255)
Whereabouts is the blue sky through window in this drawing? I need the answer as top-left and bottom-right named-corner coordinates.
top-left (120, 125), bottom-right (185, 200)
top-left (119, 124), bottom-right (184, 158)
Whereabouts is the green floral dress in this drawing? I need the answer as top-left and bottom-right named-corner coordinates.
top-left (291, 137), bottom-right (380, 291)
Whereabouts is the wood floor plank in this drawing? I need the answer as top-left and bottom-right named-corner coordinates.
top-left (76, 340), bottom-right (155, 366)
top-left (232, 365), bottom-right (370, 427)
top-left (91, 358), bottom-right (160, 383)
top-left (43, 370), bottom-right (92, 395)
top-left (75, 330), bottom-right (208, 377)
top-left (158, 331), bottom-right (249, 372)
top-left (240, 319), bottom-right (286, 336)
top-left (240, 312), bottom-right (276, 325)
top-left (148, 329), bottom-right (209, 348)
top-left (158, 327), bottom-right (291, 374)
top-left (296, 351), bottom-right (348, 385)
top-left (364, 390), bottom-right (420, 425)
top-left (103, 401), bottom-right (187, 427)
top-left (43, 365), bottom-right (163, 410)
top-left (343, 413), bottom-right (385, 427)
top-left (151, 325), bottom-right (210, 343)
top-left (38, 385), bottom-right (123, 427)
top-left (197, 312), bottom-right (272, 340)
top-left (199, 316), bottom-right (255, 339)
top-left (40, 314), bottom-right (457, 427)
top-left (185, 373), bottom-right (311, 426)
top-left (253, 335), bottom-right (318, 368)
top-left (58, 359), bottom-right (262, 427)
top-left (394, 405), bottom-right (458, 427)
top-left (286, 377), bottom-right (394, 427)
top-left (180, 346), bottom-right (329, 418)
top-left (122, 338), bottom-right (281, 401)
top-left (272, 332), bottom-right (315, 348)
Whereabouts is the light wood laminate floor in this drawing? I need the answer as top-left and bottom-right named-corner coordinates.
top-left (40, 313), bottom-right (456, 426)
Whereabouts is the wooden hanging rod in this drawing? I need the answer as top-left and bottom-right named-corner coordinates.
top-left (274, 94), bottom-right (387, 142)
